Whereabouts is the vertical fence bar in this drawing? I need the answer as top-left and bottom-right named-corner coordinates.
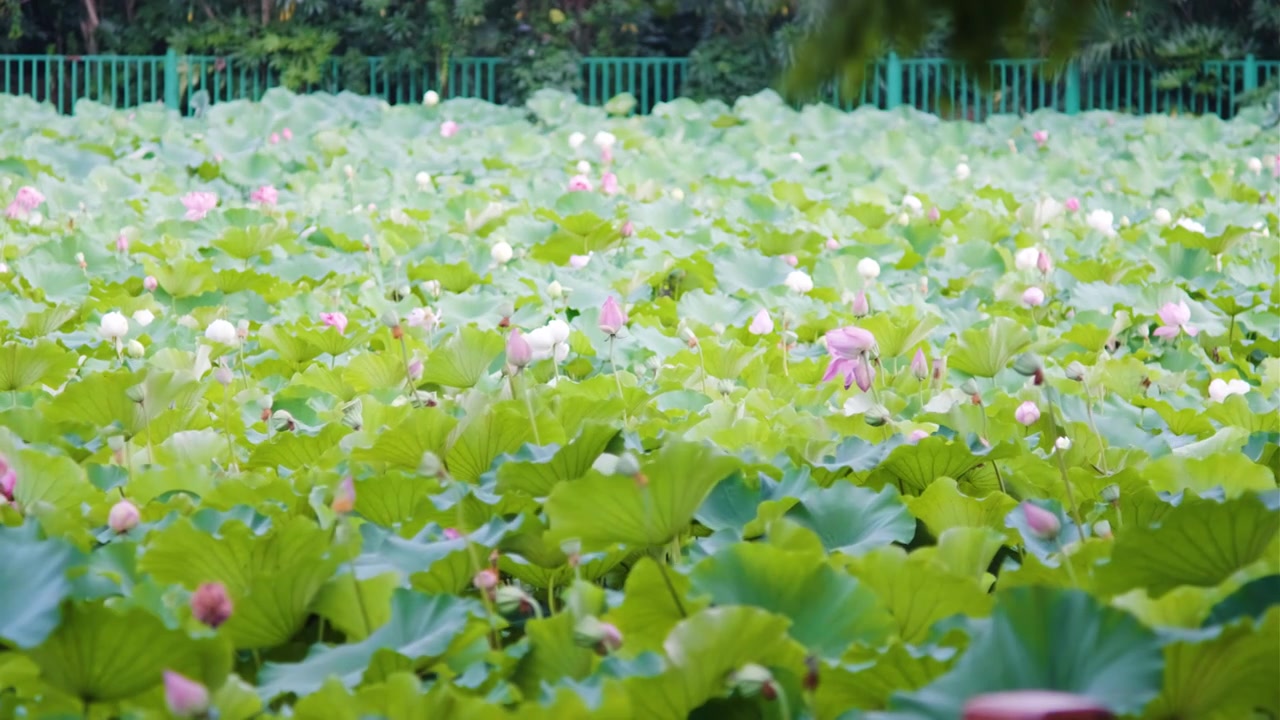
top-left (164, 49), bottom-right (178, 110)
top-left (886, 52), bottom-right (902, 109)
top-left (1064, 62), bottom-right (1080, 114)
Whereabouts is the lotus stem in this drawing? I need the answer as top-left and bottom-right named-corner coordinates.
top-left (609, 334), bottom-right (628, 427)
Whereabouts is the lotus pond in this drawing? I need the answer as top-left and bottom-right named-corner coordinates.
top-left (0, 88), bottom-right (1278, 719)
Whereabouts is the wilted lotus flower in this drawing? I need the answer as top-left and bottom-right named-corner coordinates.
top-left (440, 120), bottom-right (459, 138)
top-left (1063, 196), bottom-right (1080, 212)
top-left (144, 275), bottom-right (159, 292)
top-left (851, 290), bottom-right (869, 317)
top-left (1208, 378), bottom-right (1249, 403)
top-left (319, 312), bottom-right (348, 335)
top-left (1085, 209), bottom-right (1115, 236)
top-left (250, 185), bottom-right (278, 207)
top-left (601, 172), bottom-right (620, 195)
top-left (1022, 287), bottom-right (1046, 307)
top-left (205, 319), bottom-right (237, 344)
top-left (190, 581), bottom-right (233, 628)
top-left (100, 311), bottom-right (129, 340)
top-left (108, 500), bottom-right (140, 533)
top-left (491, 241), bottom-right (514, 264)
top-left (332, 477), bottom-right (356, 514)
top-left (784, 270), bottom-right (813, 293)
top-left (423, 90), bottom-right (440, 107)
top-left (506, 328), bottom-right (533, 369)
top-left (0, 453), bottom-right (17, 501)
top-left (599, 297), bottom-right (627, 336)
top-left (1032, 129), bottom-right (1048, 145)
top-left (1153, 301), bottom-right (1196, 339)
top-left (181, 191), bottom-right (218, 221)
top-left (569, 253), bottom-right (592, 269)
top-left (163, 671), bottom-right (210, 718)
top-left (567, 174), bottom-right (592, 192)
top-left (910, 348), bottom-right (928, 380)
top-left (1015, 247), bottom-right (1040, 271)
top-left (748, 309), bottom-right (773, 335)
top-left (1015, 400), bottom-right (1040, 426)
top-left (1021, 502), bottom-right (1061, 539)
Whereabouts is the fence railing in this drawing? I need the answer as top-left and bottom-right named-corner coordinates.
top-left (1, 51), bottom-right (1275, 119)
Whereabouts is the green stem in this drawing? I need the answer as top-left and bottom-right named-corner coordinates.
top-left (1056, 537), bottom-right (1080, 588)
top-left (458, 499), bottom-right (502, 649)
top-left (774, 682), bottom-right (793, 720)
top-left (397, 334), bottom-right (416, 401)
top-left (1042, 387), bottom-right (1088, 545)
top-left (609, 335), bottom-right (628, 427)
top-left (1083, 388), bottom-right (1109, 474)
top-left (517, 372), bottom-right (542, 445)
top-left (655, 558), bottom-right (687, 619)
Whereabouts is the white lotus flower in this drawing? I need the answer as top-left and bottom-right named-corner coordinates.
top-left (132, 309), bottom-right (155, 327)
top-left (1015, 247), bottom-right (1040, 271)
top-left (1055, 436), bottom-right (1072, 451)
top-left (902, 194), bottom-right (923, 214)
top-left (100, 312), bottom-right (129, 340)
top-left (568, 132), bottom-right (586, 149)
top-left (576, 160), bottom-right (591, 175)
top-left (670, 188), bottom-right (684, 201)
top-left (1029, 197), bottom-right (1063, 227)
top-left (126, 340), bottom-right (145, 358)
top-left (788, 152), bottom-right (804, 161)
top-left (205, 319), bottom-right (236, 345)
top-left (857, 258), bottom-right (881, 280)
top-left (491, 241), bottom-right (513, 264)
top-left (423, 90), bottom-right (440, 107)
top-left (1208, 378), bottom-right (1250, 403)
top-left (593, 131), bottom-right (616, 148)
top-left (1175, 217), bottom-right (1205, 234)
top-left (415, 172), bottom-right (432, 190)
top-left (526, 324), bottom-right (570, 363)
top-left (1247, 156), bottom-right (1262, 174)
top-left (1154, 207), bottom-right (1171, 225)
top-left (784, 270), bottom-right (813, 293)
top-left (954, 162), bottom-right (970, 180)
top-left (1086, 209), bottom-right (1115, 236)
top-left (546, 318), bottom-right (571, 345)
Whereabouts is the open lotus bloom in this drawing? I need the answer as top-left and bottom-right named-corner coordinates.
top-left (1153, 301), bottom-right (1196, 339)
top-left (181, 191), bottom-right (218, 221)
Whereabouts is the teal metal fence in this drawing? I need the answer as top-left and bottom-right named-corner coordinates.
top-left (1, 51), bottom-right (1275, 118)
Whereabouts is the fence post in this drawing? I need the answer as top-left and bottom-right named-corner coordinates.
top-left (163, 48), bottom-right (179, 110)
top-left (1064, 62), bottom-right (1081, 115)
top-left (886, 52), bottom-right (903, 109)
top-left (1243, 54), bottom-right (1258, 93)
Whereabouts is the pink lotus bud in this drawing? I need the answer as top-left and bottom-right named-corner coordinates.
top-left (0, 453), bottom-right (16, 501)
top-left (213, 365), bottom-right (233, 386)
top-left (927, 206), bottom-right (940, 223)
top-left (282, 127), bottom-right (293, 141)
top-left (600, 145), bottom-right (613, 164)
top-left (108, 499), bottom-right (140, 533)
top-left (407, 358), bottom-right (423, 381)
top-left (269, 133), bottom-right (280, 144)
top-left (320, 312), bottom-right (348, 334)
top-left (1032, 129), bottom-right (1048, 145)
top-left (783, 254), bottom-right (799, 267)
top-left (569, 253), bottom-right (592, 269)
top-left (598, 622), bottom-right (622, 652)
top-left (907, 429), bottom-right (929, 444)
top-left (163, 671), bottom-right (210, 718)
top-left (910, 348), bottom-right (928, 380)
top-left (144, 275), bottom-right (158, 292)
top-left (443, 527), bottom-right (462, 540)
top-left (1015, 401), bottom-right (1040, 426)
top-left (190, 582), bottom-right (234, 628)
top-left (601, 172), bottom-right (620, 195)
top-left (1064, 197), bottom-right (1080, 212)
top-left (748, 309), bottom-right (774, 335)
top-left (620, 220), bottom-right (634, 237)
top-left (506, 328), bottom-right (533, 368)
top-left (473, 567), bottom-right (499, 591)
top-left (1021, 502), bottom-right (1061, 539)
top-left (440, 120), bottom-right (459, 138)
top-left (568, 174), bottom-right (592, 192)
top-left (115, 234), bottom-right (129, 252)
top-left (1036, 250), bottom-right (1052, 274)
top-left (825, 237), bottom-right (839, 250)
top-left (331, 477), bottom-right (355, 514)
top-left (250, 185), bottom-right (278, 207)
top-left (852, 355), bottom-right (874, 392)
top-left (851, 290), bottom-right (869, 317)
top-left (599, 296), bottom-right (627, 336)
top-left (1022, 287), bottom-right (1046, 307)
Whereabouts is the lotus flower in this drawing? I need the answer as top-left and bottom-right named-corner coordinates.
top-left (423, 90), bottom-right (440, 107)
top-left (1208, 378), bottom-right (1249, 403)
top-left (250, 185), bottom-right (278, 207)
top-left (569, 253), bottom-right (591, 269)
top-left (784, 270), bottom-right (813, 293)
top-left (851, 290), bottom-right (869, 317)
top-left (601, 172), bottom-right (620, 195)
top-left (1055, 436), bottom-right (1072, 452)
top-left (269, 132), bottom-right (280, 144)
top-left (440, 120), bottom-right (459, 138)
top-left (181, 191), bottom-right (218, 221)
top-left (100, 311), bottom-right (129, 340)
top-left (1032, 129), bottom-right (1048, 145)
top-left (1247, 156), bottom-right (1262, 174)
top-left (320, 312), bottom-right (348, 335)
top-left (473, 567), bottom-right (499, 591)
top-left (748, 309), bottom-right (773, 335)
top-left (599, 297), bottom-right (627, 336)
top-left (491, 241), bottom-right (514, 264)
top-left (783, 254), bottom-right (798, 267)
top-left (1022, 287), bottom-right (1046, 307)
top-left (407, 307), bottom-right (439, 331)
top-left (568, 174), bottom-right (592, 192)
top-left (190, 582), bottom-right (234, 628)
top-left (144, 275), bottom-right (159, 292)
top-left (1154, 207), bottom-right (1172, 225)
top-left (1063, 196), bottom-right (1080, 212)
top-left (593, 131), bottom-right (616, 148)
top-left (850, 355), bottom-right (875, 392)
top-left (954, 162), bottom-right (971, 180)
top-left (902, 194), bottom-right (923, 214)
top-left (5, 185), bottom-right (45, 218)
top-left (1021, 502), bottom-right (1061, 539)
top-left (527, 320), bottom-right (571, 363)
top-left (1015, 401), bottom-right (1040, 426)
top-left (1015, 247), bottom-right (1039, 271)
top-left (0, 453), bottom-right (16, 501)
top-left (507, 328), bottom-right (533, 368)
top-left (1153, 301), bottom-right (1196, 339)
top-left (108, 500), bottom-right (140, 533)
top-left (1175, 217), bottom-right (1205, 234)
top-left (910, 348), bottom-right (928, 380)
top-left (163, 671), bottom-right (210, 718)
top-left (568, 131), bottom-right (586, 149)
top-left (1085, 209), bottom-right (1115, 236)
top-left (205, 319), bottom-right (236, 344)
top-left (857, 257), bottom-right (880, 280)
top-left (282, 127), bottom-right (293, 141)
top-left (826, 326), bottom-right (876, 357)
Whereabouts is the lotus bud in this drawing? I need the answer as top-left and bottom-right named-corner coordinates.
top-left (415, 171), bottom-right (432, 190)
top-left (343, 164), bottom-right (355, 181)
top-left (959, 378), bottom-right (980, 396)
top-left (212, 365), bottom-right (233, 387)
top-left (1012, 352), bottom-right (1043, 378)
top-left (423, 90), bottom-right (440, 106)
top-left (857, 257), bottom-right (881, 280)
top-left (495, 584), bottom-right (537, 616)
top-left (1022, 502), bottom-right (1061, 539)
top-left (896, 212), bottom-right (910, 225)
top-left (1037, 250), bottom-right (1052, 274)
top-left (407, 358), bottom-right (423, 381)
top-left (443, 527), bottom-right (462, 540)
top-left (126, 340), bottom-right (145, 359)
top-left (190, 581), bottom-right (233, 628)
top-left (506, 329), bottom-right (533, 369)
top-left (1015, 247), bottom-right (1039, 271)
top-left (1093, 520), bottom-right (1113, 539)
top-left (1100, 484), bottom-right (1120, 503)
top-left (491, 241), bottom-right (513, 264)
top-left (928, 206), bottom-right (940, 223)
top-left (574, 615), bottom-right (623, 654)
top-left (1022, 287), bottom-right (1046, 307)
top-left (910, 348), bottom-right (929, 380)
top-left (681, 327), bottom-right (699, 347)
top-left (100, 311), bottom-right (129, 340)
top-left (599, 296), bottom-right (627, 335)
top-left (851, 290), bottom-right (869, 317)
top-left (272, 409), bottom-right (295, 431)
top-left (76, 252), bottom-right (86, 269)
top-left (864, 405), bottom-right (891, 427)
top-left (108, 500), bottom-right (140, 533)
top-left (826, 237), bottom-right (839, 250)
top-left (1055, 436), bottom-right (1072, 452)
top-left (163, 671), bottom-right (210, 718)
top-left (419, 451), bottom-right (442, 477)
top-left (473, 567), bottom-right (499, 592)
top-left (1065, 361), bottom-right (1086, 381)
top-left (620, 220), bottom-right (635, 237)
top-left (205, 319), bottom-right (236, 345)
top-left (728, 663), bottom-right (776, 699)
top-left (1015, 401), bottom-right (1040, 426)
top-left (908, 429), bottom-right (930, 444)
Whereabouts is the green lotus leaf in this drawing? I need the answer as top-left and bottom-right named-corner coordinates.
top-left (946, 317), bottom-right (1033, 379)
top-left (814, 642), bottom-right (957, 717)
top-left (312, 571), bottom-right (401, 642)
top-left (690, 542), bottom-right (895, 658)
top-left (344, 351), bottom-right (408, 394)
top-left (845, 545), bottom-right (994, 643)
top-left (858, 306), bottom-right (943, 360)
top-left (420, 327), bottom-right (505, 389)
top-left (1203, 575), bottom-right (1280, 627)
top-left (0, 525), bottom-right (75, 649)
top-left (247, 423), bottom-right (351, 471)
top-left (881, 587), bottom-right (1164, 719)
top-left (495, 422), bottom-right (619, 498)
top-left (604, 557), bottom-right (711, 654)
top-left (511, 610), bottom-right (595, 696)
top-left (545, 441), bottom-right (738, 550)
top-left (445, 402), bottom-right (541, 482)
top-left (1097, 492), bottom-right (1280, 598)
top-left (781, 482), bottom-right (916, 555)
top-left (10, 449), bottom-right (97, 513)
top-left (0, 341), bottom-right (79, 393)
top-left (905, 477), bottom-right (1017, 539)
top-left (879, 436), bottom-right (995, 496)
top-left (257, 589), bottom-right (480, 700)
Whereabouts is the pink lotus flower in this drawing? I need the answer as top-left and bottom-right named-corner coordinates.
top-left (407, 306), bottom-right (439, 331)
top-left (825, 238), bottom-right (839, 250)
top-left (250, 185), bottom-right (278, 207)
top-left (825, 326), bottom-right (876, 357)
top-left (620, 220), bottom-right (634, 237)
top-left (1022, 287), bottom-right (1046, 307)
top-left (0, 453), bottom-right (16, 501)
top-left (282, 127), bottom-right (293, 141)
top-left (440, 120), bottom-right (459, 138)
top-left (907, 429), bottom-right (930, 444)
top-left (320, 312), bottom-right (348, 334)
top-left (910, 348), bottom-right (928, 380)
top-left (748, 309), bottom-right (773, 335)
top-left (163, 671), bottom-right (210, 718)
top-left (851, 290), bottom-right (869, 317)
top-left (115, 234), bottom-right (129, 253)
top-left (850, 355), bottom-right (875, 392)
top-left (144, 275), bottom-right (159, 292)
top-left (1033, 129), bottom-right (1048, 145)
top-left (443, 527), bottom-right (462, 540)
top-left (1064, 197), bottom-right (1080, 212)
top-left (269, 132), bottom-right (280, 144)
top-left (507, 328), bottom-right (533, 368)
top-left (601, 172), bottom-right (620, 195)
top-left (190, 582), bottom-right (233, 628)
top-left (569, 253), bottom-right (592, 269)
top-left (1021, 502), bottom-right (1061, 539)
top-left (108, 500), bottom-right (140, 533)
top-left (473, 567), bottom-right (499, 591)
top-left (181, 191), bottom-right (218, 221)
top-left (599, 297), bottom-right (627, 336)
top-left (783, 254), bottom-right (799, 267)
top-left (5, 186), bottom-right (45, 218)
top-left (1015, 401), bottom-right (1040, 426)
top-left (568, 174), bottom-right (592, 192)
top-left (1153, 301), bottom-right (1197, 339)
top-left (601, 145), bottom-right (613, 164)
